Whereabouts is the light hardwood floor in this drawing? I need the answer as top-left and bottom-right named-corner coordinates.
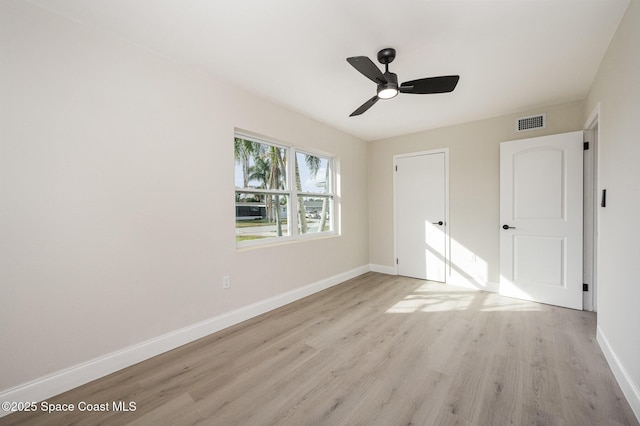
top-left (3, 272), bottom-right (638, 425)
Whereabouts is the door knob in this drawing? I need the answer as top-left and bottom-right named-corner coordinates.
top-left (502, 224), bottom-right (516, 230)
top-left (432, 221), bottom-right (444, 226)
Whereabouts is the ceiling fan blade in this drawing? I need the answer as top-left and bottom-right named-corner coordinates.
top-left (399, 75), bottom-right (460, 94)
top-left (347, 56), bottom-right (387, 85)
top-left (350, 95), bottom-right (380, 117)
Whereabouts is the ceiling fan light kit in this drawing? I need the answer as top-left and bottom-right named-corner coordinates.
top-left (377, 84), bottom-right (398, 99)
top-left (346, 47), bottom-right (460, 116)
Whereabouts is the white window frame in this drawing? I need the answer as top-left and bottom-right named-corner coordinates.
top-left (235, 132), bottom-right (336, 249)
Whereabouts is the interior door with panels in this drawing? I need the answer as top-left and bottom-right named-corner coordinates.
top-left (500, 131), bottom-right (583, 309)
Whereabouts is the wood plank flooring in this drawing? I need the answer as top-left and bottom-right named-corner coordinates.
top-left (2, 272), bottom-right (638, 425)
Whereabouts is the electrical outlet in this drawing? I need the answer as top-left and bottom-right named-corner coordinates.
top-left (222, 275), bottom-right (230, 289)
top-left (470, 253), bottom-right (477, 262)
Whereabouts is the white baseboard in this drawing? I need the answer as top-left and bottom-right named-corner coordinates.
top-left (0, 265), bottom-right (370, 418)
top-left (369, 264), bottom-right (396, 275)
top-left (597, 326), bottom-right (640, 422)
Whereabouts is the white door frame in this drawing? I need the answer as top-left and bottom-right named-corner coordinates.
top-left (584, 103), bottom-right (600, 312)
top-left (393, 148), bottom-right (450, 279)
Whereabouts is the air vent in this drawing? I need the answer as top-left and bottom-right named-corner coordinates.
top-left (516, 113), bottom-right (546, 132)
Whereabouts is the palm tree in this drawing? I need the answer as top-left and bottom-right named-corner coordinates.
top-left (234, 138), bottom-right (261, 193)
top-left (317, 165), bottom-right (331, 231)
top-left (296, 154), bottom-right (321, 233)
top-left (246, 155), bottom-right (268, 219)
top-left (266, 146), bottom-right (285, 235)
top-left (248, 156), bottom-right (269, 190)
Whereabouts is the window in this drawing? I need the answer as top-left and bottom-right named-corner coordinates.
top-left (234, 133), bottom-right (335, 247)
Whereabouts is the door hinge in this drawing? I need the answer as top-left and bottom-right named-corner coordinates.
top-left (395, 165), bottom-right (398, 171)
top-left (584, 142), bottom-right (590, 150)
top-left (396, 258), bottom-right (399, 264)
top-left (583, 283), bottom-right (589, 291)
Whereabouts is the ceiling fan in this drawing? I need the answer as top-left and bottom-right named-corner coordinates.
top-left (346, 48), bottom-right (460, 117)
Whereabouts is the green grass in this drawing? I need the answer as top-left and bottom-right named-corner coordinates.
top-left (236, 220), bottom-right (268, 228)
top-left (235, 219), bottom-right (287, 228)
top-left (236, 235), bottom-right (270, 242)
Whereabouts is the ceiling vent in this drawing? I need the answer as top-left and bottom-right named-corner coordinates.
top-left (516, 113), bottom-right (546, 132)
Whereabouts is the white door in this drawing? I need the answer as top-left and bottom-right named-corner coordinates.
top-left (395, 151), bottom-right (447, 282)
top-left (500, 131), bottom-right (583, 309)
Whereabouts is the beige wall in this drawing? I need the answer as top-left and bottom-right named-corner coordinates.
top-left (368, 101), bottom-right (585, 290)
top-left (584, 0), bottom-right (640, 413)
top-left (0, 0), bottom-right (368, 391)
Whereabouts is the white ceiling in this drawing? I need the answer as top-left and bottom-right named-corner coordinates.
top-left (29, 0), bottom-right (629, 141)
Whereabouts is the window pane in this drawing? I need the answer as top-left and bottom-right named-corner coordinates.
top-left (236, 194), bottom-right (290, 243)
top-left (297, 196), bottom-right (332, 234)
top-left (235, 138), bottom-right (287, 191)
top-left (295, 152), bottom-right (330, 194)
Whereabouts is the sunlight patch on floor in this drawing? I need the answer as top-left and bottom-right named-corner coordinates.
top-left (386, 283), bottom-right (544, 313)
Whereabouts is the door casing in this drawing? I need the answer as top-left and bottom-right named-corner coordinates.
top-left (584, 104), bottom-right (600, 312)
